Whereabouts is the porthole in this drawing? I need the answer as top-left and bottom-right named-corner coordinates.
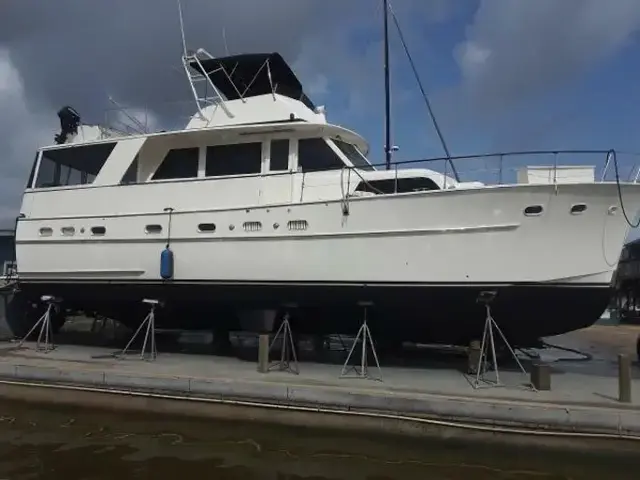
top-left (198, 223), bottom-right (216, 233)
top-left (570, 204), bottom-right (587, 215)
top-left (288, 220), bottom-right (308, 231)
top-left (243, 221), bottom-right (262, 232)
top-left (91, 226), bottom-right (106, 236)
top-left (523, 205), bottom-right (543, 216)
top-left (145, 224), bottom-right (163, 234)
top-left (39, 227), bottom-right (53, 237)
top-left (61, 226), bottom-right (76, 236)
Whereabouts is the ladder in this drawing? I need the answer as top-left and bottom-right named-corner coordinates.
top-left (181, 48), bottom-right (236, 120)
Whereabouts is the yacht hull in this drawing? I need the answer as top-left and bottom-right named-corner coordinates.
top-left (11, 181), bottom-right (640, 346)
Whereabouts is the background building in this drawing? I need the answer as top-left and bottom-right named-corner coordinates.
top-left (0, 229), bottom-right (16, 278)
top-left (613, 238), bottom-right (640, 324)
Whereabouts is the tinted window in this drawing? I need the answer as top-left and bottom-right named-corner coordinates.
top-left (152, 148), bottom-right (198, 180)
top-left (332, 140), bottom-right (374, 171)
top-left (297, 138), bottom-right (344, 172)
top-left (355, 177), bottom-right (440, 194)
top-left (206, 142), bottom-right (262, 177)
top-left (34, 142), bottom-right (116, 188)
top-left (270, 139), bottom-right (289, 171)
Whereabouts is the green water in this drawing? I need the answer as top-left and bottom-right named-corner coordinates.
top-left (0, 399), bottom-right (638, 479)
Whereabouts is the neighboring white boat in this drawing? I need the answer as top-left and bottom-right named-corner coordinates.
top-left (6, 45), bottom-right (640, 347)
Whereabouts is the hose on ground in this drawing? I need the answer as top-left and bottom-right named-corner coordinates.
top-left (541, 341), bottom-right (593, 362)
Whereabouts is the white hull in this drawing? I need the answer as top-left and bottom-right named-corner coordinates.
top-left (15, 180), bottom-right (639, 287)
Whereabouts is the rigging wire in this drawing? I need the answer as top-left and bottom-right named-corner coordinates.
top-left (387, 2), bottom-right (459, 182)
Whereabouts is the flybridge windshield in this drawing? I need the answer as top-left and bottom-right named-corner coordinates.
top-left (332, 139), bottom-right (374, 171)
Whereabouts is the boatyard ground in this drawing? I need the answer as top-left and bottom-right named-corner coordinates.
top-left (0, 317), bottom-right (639, 452)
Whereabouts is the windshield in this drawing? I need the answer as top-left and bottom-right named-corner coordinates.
top-left (332, 139), bottom-right (374, 171)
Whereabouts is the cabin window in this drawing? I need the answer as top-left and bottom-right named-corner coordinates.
top-left (198, 223), bottom-right (216, 233)
top-left (269, 139), bottom-right (289, 171)
top-left (297, 138), bottom-right (345, 172)
top-left (152, 148), bottom-right (198, 180)
top-left (120, 155), bottom-right (139, 184)
top-left (332, 140), bottom-right (373, 171)
top-left (570, 203), bottom-right (587, 215)
top-left (206, 142), bottom-right (262, 177)
top-left (524, 205), bottom-right (544, 216)
top-left (61, 226), bottom-right (75, 236)
top-left (355, 177), bottom-right (439, 194)
top-left (39, 227), bottom-right (53, 237)
top-left (91, 226), bottom-right (106, 236)
top-left (145, 224), bottom-right (163, 234)
top-left (34, 142), bottom-right (116, 188)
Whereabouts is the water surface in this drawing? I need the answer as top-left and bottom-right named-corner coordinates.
top-left (0, 399), bottom-right (638, 479)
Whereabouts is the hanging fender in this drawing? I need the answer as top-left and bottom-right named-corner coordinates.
top-left (160, 246), bottom-right (174, 280)
top-left (160, 206), bottom-right (175, 280)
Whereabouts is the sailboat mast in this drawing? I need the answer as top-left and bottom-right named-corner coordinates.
top-left (383, 0), bottom-right (392, 170)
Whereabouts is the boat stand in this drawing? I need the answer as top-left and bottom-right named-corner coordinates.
top-left (117, 299), bottom-right (160, 361)
top-left (269, 310), bottom-right (299, 374)
top-left (17, 295), bottom-right (59, 353)
top-left (473, 292), bottom-right (534, 390)
top-left (340, 302), bottom-right (383, 382)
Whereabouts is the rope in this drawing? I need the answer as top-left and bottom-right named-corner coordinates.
top-left (388, 2), bottom-right (459, 181)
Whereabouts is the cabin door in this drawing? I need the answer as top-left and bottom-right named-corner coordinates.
top-left (259, 139), bottom-right (297, 206)
top-left (259, 172), bottom-right (296, 206)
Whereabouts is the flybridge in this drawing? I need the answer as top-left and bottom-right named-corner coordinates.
top-left (48, 49), bottom-right (332, 145)
top-left (181, 49), bottom-right (327, 128)
top-left (187, 52), bottom-right (316, 110)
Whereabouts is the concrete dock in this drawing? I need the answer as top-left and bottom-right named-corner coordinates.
top-left (0, 321), bottom-right (639, 451)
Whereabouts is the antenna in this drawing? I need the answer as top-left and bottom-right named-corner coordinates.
top-left (177, 0), bottom-right (188, 57)
top-left (108, 96), bottom-right (147, 134)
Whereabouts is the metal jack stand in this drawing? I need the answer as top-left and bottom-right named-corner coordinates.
top-left (269, 311), bottom-right (299, 374)
top-left (340, 302), bottom-right (383, 382)
top-left (117, 299), bottom-right (160, 361)
top-left (18, 295), bottom-right (59, 353)
top-left (473, 291), bottom-right (534, 391)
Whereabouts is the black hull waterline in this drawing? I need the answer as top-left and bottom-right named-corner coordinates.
top-left (4, 279), bottom-right (611, 347)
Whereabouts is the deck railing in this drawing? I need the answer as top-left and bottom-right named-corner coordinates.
top-left (333, 149), bottom-right (640, 206)
top-left (348, 149), bottom-right (640, 191)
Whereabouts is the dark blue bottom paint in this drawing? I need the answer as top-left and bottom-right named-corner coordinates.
top-left (3, 280), bottom-right (612, 347)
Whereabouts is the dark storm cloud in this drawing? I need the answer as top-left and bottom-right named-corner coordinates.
top-left (0, 0), bottom-right (399, 227)
top-left (0, 0), bottom-right (340, 121)
top-left (0, 0), bottom-right (408, 227)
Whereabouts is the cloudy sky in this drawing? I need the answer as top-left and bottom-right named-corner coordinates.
top-left (2, 0), bottom-right (640, 235)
